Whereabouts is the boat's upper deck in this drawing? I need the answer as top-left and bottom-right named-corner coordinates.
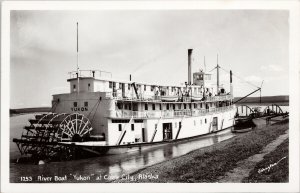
top-left (67, 70), bottom-right (233, 103)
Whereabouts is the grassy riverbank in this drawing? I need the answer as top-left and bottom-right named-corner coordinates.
top-left (115, 119), bottom-right (288, 183)
top-left (243, 138), bottom-right (289, 182)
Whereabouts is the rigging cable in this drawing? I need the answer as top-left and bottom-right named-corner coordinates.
top-left (86, 98), bottom-right (101, 122)
top-left (218, 66), bottom-right (260, 89)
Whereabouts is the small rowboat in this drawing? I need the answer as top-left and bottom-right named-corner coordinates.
top-left (161, 96), bottom-right (178, 102)
top-left (191, 95), bottom-right (203, 101)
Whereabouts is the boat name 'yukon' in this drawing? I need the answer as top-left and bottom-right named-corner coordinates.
top-left (71, 107), bottom-right (88, 111)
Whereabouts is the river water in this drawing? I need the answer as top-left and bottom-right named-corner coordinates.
top-left (10, 114), bottom-right (235, 183)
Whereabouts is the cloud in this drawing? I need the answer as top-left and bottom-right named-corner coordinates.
top-left (244, 75), bottom-right (263, 83)
top-left (260, 64), bottom-right (283, 72)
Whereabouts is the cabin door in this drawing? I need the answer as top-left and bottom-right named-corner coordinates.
top-left (142, 128), bottom-right (146, 142)
top-left (163, 123), bottom-right (173, 141)
top-left (212, 117), bottom-right (218, 131)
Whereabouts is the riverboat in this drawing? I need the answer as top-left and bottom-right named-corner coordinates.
top-left (13, 49), bottom-right (236, 161)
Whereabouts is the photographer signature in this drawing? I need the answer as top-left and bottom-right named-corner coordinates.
top-left (258, 156), bottom-right (287, 174)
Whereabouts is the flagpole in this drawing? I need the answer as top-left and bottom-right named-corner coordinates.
top-left (77, 22), bottom-right (80, 94)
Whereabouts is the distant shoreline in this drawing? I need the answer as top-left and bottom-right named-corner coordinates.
top-left (10, 107), bottom-right (51, 117)
top-left (234, 95), bottom-right (288, 105)
top-left (236, 102), bottom-right (289, 106)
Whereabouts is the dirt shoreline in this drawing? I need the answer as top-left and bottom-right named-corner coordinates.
top-left (114, 119), bottom-right (288, 183)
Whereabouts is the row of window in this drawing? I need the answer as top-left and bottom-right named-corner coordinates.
top-left (121, 103), bottom-right (213, 111)
top-left (73, 101), bottom-right (88, 107)
top-left (119, 101), bottom-right (232, 111)
top-left (118, 124), bottom-right (135, 131)
top-left (73, 84), bottom-right (91, 91)
top-left (117, 118), bottom-right (208, 132)
top-left (112, 119), bottom-right (143, 123)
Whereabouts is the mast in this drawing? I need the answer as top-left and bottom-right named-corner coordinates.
top-left (216, 54), bottom-right (220, 95)
top-left (76, 22), bottom-right (80, 94)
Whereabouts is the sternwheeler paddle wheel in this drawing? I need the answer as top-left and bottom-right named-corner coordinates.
top-left (13, 113), bottom-right (93, 162)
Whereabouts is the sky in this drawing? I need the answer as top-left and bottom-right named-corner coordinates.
top-left (10, 10), bottom-right (289, 108)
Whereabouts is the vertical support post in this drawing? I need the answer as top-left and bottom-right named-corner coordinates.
top-left (230, 70), bottom-right (233, 97)
top-left (216, 55), bottom-right (219, 95)
top-left (260, 89), bottom-right (262, 103)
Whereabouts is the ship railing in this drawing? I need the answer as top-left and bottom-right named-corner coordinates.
top-left (204, 94), bottom-right (232, 102)
top-left (68, 70), bottom-right (112, 79)
top-left (107, 92), bottom-right (168, 102)
top-left (112, 110), bottom-right (174, 119)
top-left (110, 106), bottom-right (234, 118)
top-left (106, 91), bottom-right (232, 102)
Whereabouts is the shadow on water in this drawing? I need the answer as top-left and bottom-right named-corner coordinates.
top-left (10, 114), bottom-right (235, 183)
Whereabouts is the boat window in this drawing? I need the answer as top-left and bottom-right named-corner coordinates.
top-left (73, 84), bottom-right (76, 91)
top-left (173, 104), bottom-right (176, 110)
top-left (145, 104), bottom-right (148, 110)
top-left (88, 83), bottom-right (91, 91)
top-left (84, 102), bottom-right (88, 107)
top-left (151, 86), bottom-right (154, 91)
top-left (109, 81), bottom-right (112, 88)
top-left (118, 124), bottom-right (122, 131)
top-left (144, 85), bottom-right (147, 91)
top-left (131, 124), bottom-right (134, 131)
top-left (166, 104), bottom-right (169, 110)
top-left (194, 103), bottom-right (197, 108)
top-left (159, 104), bottom-right (162, 110)
top-left (152, 104), bottom-right (155, 110)
top-left (119, 83), bottom-right (122, 89)
top-left (200, 103), bottom-right (202, 108)
top-left (200, 74), bottom-right (203, 80)
top-left (184, 104), bottom-right (186, 109)
top-left (73, 102), bottom-right (77, 107)
top-left (112, 119), bottom-right (130, 123)
top-left (113, 82), bottom-right (116, 88)
top-left (133, 103), bottom-right (138, 111)
top-left (205, 118), bottom-right (207, 124)
top-left (189, 104), bottom-right (192, 109)
top-left (178, 104), bottom-right (181, 109)
top-left (128, 84), bottom-right (131, 90)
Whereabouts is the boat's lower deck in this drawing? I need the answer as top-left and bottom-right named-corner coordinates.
top-left (105, 106), bottom-right (236, 146)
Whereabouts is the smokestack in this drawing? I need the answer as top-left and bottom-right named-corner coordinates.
top-left (188, 49), bottom-right (193, 85)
